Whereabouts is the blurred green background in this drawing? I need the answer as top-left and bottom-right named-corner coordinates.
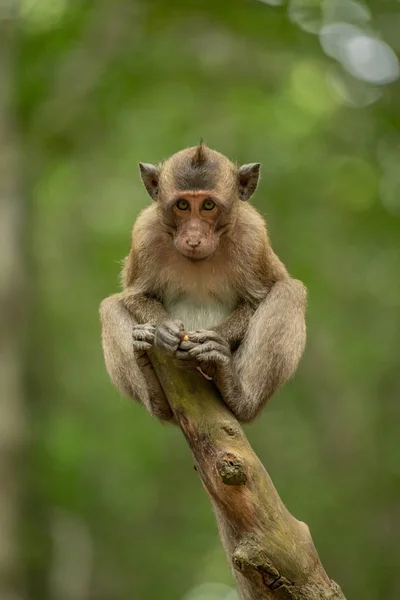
top-left (1, 0), bottom-right (400, 599)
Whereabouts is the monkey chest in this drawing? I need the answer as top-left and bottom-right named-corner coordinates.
top-left (163, 294), bottom-right (234, 331)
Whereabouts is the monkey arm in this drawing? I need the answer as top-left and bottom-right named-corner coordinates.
top-left (213, 302), bottom-right (255, 350)
top-left (121, 288), bottom-right (195, 374)
top-left (100, 293), bottom-right (174, 421)
top-left (121, 288), bottom-right (169, 324)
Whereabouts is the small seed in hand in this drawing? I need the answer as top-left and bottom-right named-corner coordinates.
top-left (182, 333), bottom-right (189, 341)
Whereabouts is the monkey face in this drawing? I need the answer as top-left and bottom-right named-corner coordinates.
top-left (138, 144), bottom-right (261, 262)
top-left (167, 192), bottom-right (223, 261)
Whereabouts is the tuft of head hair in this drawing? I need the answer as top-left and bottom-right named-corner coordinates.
top-left (191, 139), bottom-right (207, 167)
top-left (158, 141), bottom-right (224, 193)
top-left (152, 143), bottom-right (256, 200)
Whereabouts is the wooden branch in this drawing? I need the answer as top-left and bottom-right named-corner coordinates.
top-left (151, 352), bottom-right (346, 600)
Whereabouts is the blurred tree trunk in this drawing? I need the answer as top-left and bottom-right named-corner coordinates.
top-left (152, 353), bottom-right (346, 600)
top-left (0, 9), bottom-right (28, 600)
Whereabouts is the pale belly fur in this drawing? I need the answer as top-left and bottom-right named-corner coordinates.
top-left (163, 295), bottom-right (233, 331)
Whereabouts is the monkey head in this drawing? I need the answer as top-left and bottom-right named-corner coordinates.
top-left (138, 143), bottom-right (260, 261)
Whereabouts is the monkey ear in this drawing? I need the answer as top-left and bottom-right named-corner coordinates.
top-left (138, 162), bottom-right (160, 200)
top-left (237, 163), bottom-right (261, 201)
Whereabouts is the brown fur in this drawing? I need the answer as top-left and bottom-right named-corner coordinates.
top-left (100, 143), bottom-right (307, 423)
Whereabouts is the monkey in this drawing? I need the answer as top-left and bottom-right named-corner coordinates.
top-left (100, 142), bottom-right (307, 424)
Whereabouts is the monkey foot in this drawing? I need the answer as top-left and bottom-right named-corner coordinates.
top-left (133, 323), bottom-right (155, 352)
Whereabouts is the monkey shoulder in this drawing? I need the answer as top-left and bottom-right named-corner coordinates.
top-left (121, 205), bottom-right (162, 289)
top-left (131, 204), bottom-right (159, 241)
top-left (233, 204), bottom-right (288, 301)
top-left (235, 203), bottom-right (268, 244)
top-left (233, 203), bottom-right (268, 261)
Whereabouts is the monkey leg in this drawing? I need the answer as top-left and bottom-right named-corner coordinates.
top-left (232, 279), bottom-right (306, 420)
top-left (99, 294), bottom-right (174, 422)
top-left (177, 279), bottom-right (307, 423)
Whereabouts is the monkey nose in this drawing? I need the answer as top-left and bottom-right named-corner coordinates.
top-left (187, 238), bottom-right (201, 248)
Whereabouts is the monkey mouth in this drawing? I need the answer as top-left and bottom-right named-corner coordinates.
top-left (179, 249), bottom-right (215, 262)
top-left (174, 240), bottom-right (216, 262)
top-left (186, 255), bottom-right (211, 262)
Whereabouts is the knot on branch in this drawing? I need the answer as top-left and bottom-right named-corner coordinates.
top-left (217, 453), bottom-right (247, 485)
top-left (233, 540), bottom-right (293, 594)
top-left (221, 422), bottom-right (240, 437)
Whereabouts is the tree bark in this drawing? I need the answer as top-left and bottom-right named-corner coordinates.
top-left (0, 9), bottom-right (27, 600)
top-left (151, 353), bottom-right (346, 600)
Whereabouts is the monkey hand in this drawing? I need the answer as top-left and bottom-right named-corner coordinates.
top-left (154, 319), bottom-right (185, 355)
top-left (176, 330), bottom-right (231, 379)
top-left (132, 323), bottom-right (155, 354)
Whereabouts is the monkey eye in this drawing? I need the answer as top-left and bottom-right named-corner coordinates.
top-left (176, 199), bottom-right (189, 210)
top-left (202, 199), bottom-right (216, 211)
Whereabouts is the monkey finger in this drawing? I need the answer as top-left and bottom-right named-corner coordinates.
top-left (193, 350), bottom-right (231, 365)
top-left (174, 349), bottom-right (194, 361)
top-left (189, 341), bottom-right (231, 358)
top-left (163, 319), bottom-right (185, 336)
top-left (155, 321), bottom-right (184, 344)
top-left (155, 329), bottom-right (181, 349)
top-left (188, 330), bottom-right (226, 344)
top-left (163, 326), bottom-right (182, 339)
top-left (179, 340), bottom-right (197, 351)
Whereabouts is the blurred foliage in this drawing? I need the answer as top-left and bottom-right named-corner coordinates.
top-left (12, 0), bottom-right (400, 599)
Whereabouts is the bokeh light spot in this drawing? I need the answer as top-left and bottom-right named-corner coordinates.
top-left (325, 66), bottom-right (382, 107)
top-left (380, 170), bottom-right (400, 217)
top-left (20, 0), bottom-right (68, 30)
top-left (340, 34), bottom-right (400, 85)
top-left (290, 61), bottom-right (338, 115)
top-left (323, 0), bottom-right (371, 26)
top-left (320, 22), bottom-right (362, 60)
top-left (257, 0), bottom-right (284, 5)
top-left (288, 0), bottom-right (322, 34)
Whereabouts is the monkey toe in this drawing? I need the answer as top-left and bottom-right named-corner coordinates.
top-left (133, 324), bottom-right (155, 344)
top-left (136, 352), bottom-right (152, 368)
top-left (133, 340), bottom-right (152, 352)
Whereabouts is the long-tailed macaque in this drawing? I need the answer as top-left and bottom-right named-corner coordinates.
top-left (100, 143), bottom-right (307, 423)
